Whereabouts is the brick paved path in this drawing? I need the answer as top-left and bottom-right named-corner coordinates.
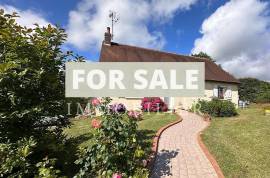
top-left (151, 110), bottom-right (218, 178)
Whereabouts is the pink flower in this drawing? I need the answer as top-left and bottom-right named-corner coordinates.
top-left (91, 119), bottom-right (101, 129)
top-left (112, 173), bottom-right (122, 178)
top-left (128, 110), bottom-right (142, 120)
top-left (91, 98), bottom-right (101, 107)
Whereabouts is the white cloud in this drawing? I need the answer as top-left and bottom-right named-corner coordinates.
top-left (152, 0), bottom-right (197, 20)
top-left (192, 0), bottom-right (270, 81)
top-left (67, 0), bottom-right (198, 50)
top-left (0, 4), bottom-right (50, 28)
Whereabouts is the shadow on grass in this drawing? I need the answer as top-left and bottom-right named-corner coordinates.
top-left (137, 129), bottom-right (156, 154)
top-left (56, 133), bottom-right (94, 177)
top-left (68, 133), bottom-right (94, 146)
top-left (150, 149), bottom-right (179, 178)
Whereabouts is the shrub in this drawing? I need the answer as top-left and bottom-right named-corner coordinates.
top-left (0, 137), bottom-right (36, 177)
top-left (0, 10), bottom-right (74, 142)
top-left (197, 99), bottom-right (237, 117)
top-left (0, 137), bottom-right (62, 177)
top-left (74, 98), bottom-right (146, 177)
top-left (128, 110), bottom-right (142, 121)
top-left (0, 10), bottom-right (85, 177)
top-left (36, 157), bottom-right (63, 178)
top-left (141, 97), bottom-right (168, 112)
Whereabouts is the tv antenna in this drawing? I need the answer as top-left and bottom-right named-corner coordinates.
top-left (109, 10), bottom-right (119, 40)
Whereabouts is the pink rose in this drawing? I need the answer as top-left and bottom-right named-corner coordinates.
top-left (128, 110), bottom-right (142, 120)
top-left (128, 110), bottom-right (134, 117)
top-left (91, 119), bottom-right (101, 129)
top-left (112, 173), bottom-right (122, 178)
top-left (91, 98), bottom-right (101, 107)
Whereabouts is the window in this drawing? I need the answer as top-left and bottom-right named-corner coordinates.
top-left (214, 86), bottom-right (232, 99)
top-left (218, 86), bottom-right (226, 99)
top-left (218, 86), bottom-right (227, 99)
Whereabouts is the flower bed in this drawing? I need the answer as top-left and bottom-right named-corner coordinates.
top-left (141, 97), bottom-right (168, 112)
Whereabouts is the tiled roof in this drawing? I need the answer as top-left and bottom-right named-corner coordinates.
top-left (99, 42), bottom-right (240, 84)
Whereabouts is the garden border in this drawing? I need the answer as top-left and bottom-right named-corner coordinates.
top-left (147, 113), bottom-right (183, 174)
top-left (197, 120), bottom-right (225, 178)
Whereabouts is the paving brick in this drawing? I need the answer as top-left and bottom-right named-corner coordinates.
top-left (150, 110), bottom-right (218, 178)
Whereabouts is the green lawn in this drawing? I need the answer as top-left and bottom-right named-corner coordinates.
top-left (64, 112), bottom-right (178, 152)
top-left (63, 112), bottom-right (177, 176)
top-left (202, 104), bottom-right (270, 178)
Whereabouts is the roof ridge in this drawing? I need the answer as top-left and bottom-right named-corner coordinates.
top-left (110, 42), bottom-right (209, 61)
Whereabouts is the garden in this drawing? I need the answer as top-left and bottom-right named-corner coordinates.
top-left (2, 8), bottom-right (270, 178)
top-left (0, 11), bottom-right (179, 177)
top-left (64, 99), bottom-right (177, 177)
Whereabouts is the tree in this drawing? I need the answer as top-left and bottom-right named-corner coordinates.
top-left (239, 78), bottom-right (270, 103)
top-left (0, 10), bottom-right (93, 177)
top-left (191, 52), bottom-right (216, 62)
top-left (0, 10), bottom-right (71, 142)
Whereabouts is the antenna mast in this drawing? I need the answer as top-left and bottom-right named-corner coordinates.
top-left (109, 11), bottom-right (119, 40)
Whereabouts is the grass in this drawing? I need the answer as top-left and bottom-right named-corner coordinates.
top-left (202, 104), bottom-right (270, 178)
top-left (137, 113), bottom-right (178, 154)
top-left (63, 112), bottom-right (177, 176)
top-left (64, 112), bottom-right (178, 150)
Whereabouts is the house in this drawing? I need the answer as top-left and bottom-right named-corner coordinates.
top-left (99, 27), bottom-right (240, 110)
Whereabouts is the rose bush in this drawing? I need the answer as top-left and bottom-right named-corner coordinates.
top-left (112, 173), bottom-right (122, 178)
top-left (128, 110), bottom-right (142, 120)
top-left (110, 103), bottom-right (126, 113)
top-left (74, 98), bottom-right (148, 177)
top-left (141, 97), bottom-right (168, 112)
top-left (91, 98), bottom-right (101, 107)
top-left (91, 119), bottom-right (101, 129)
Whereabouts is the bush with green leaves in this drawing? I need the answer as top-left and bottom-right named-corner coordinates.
top-left (0, 10), bottom-right (71, 142)
top-left (75, 98), bottom-right (148, 177)
top-left (36, 157), bottom-right (64, 178)
top-left (196, 99), bottom-right (237, 117)
top-left (0, 137), bottom-right (36, 177)
top-left (0, 10), bottom-right (86, 177)
top-left (0, 137), bottom-right (62, 178)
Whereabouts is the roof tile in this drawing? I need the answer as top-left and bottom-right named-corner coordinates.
top-left (99, 43), bottom-right (240, 84)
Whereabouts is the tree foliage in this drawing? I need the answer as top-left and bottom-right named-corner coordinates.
top-left (0, 9), bottom-right (88, 177)
top-left (239, 78), bottom-right (270, 103)
top-left (0, 10), bottom-right (71, 141)
top-left (191, 52), bottom-right (216, 62)
top-left (0, 137), bottom-right (63, 177)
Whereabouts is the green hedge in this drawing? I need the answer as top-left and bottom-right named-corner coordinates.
top-left (197, 99), bottom-right (237, 117)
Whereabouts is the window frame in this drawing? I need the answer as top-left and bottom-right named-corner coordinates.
top-left (217, 86), bottom-right (226, 99)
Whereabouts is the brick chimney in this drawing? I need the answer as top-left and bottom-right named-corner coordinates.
top-left (103, 27), bottom-right (112, 45)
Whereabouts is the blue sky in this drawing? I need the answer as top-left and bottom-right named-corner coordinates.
top-left (0, 0), bottom-right (227, 58)
top-left (0, 0), bottom-right (270, 81)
